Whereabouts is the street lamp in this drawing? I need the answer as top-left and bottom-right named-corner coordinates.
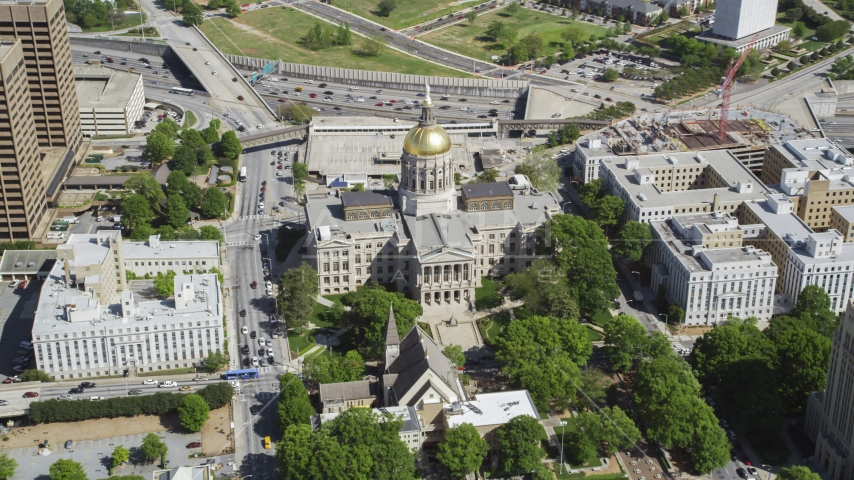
top-left (659, 313), bottom-right (668, 324)
top-left (631, 270), bottom-right (641, 288)
top-left (559, 420), bottom-right (568, 474)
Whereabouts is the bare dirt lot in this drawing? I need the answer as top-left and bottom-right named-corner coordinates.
top-left (2, 413), bottom-right (180, 449)
top-left (201, 406), bottom-right (233, 456)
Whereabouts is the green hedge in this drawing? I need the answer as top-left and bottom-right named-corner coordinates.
top-left (29, 382), bottom-right (233, 424)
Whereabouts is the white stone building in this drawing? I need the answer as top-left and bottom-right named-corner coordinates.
top-left (304, 88), bottom-right (559, 308)
top-left (31, 232), bottom-right (224, 379)
top-left (647, 212), bottom-right (778, 325)
top-left (75, 65), bottom-right (145, 137)
top-left (122, 235), bottom-right (220, 278)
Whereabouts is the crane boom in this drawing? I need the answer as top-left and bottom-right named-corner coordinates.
top-left (718, 34), bottom-right (758, 140)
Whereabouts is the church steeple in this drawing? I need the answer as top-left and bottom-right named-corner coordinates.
top-left (384, 303), bottom-right (400, 368)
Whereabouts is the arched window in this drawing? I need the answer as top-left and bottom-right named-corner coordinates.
top-left (370, 210), bottom-right (379, 218)
top-left (382, 210), bottom-right (391, 217)
top-left (503, 201), bottom-right (512, 209)
top-left (359, 212), bottom-right (368, 219)
top-left (492, 202), bottom-right (500, 210)
top-left (347, 212), bottom-right (355, 220)
top-left (481, 202), bottom-right (489, 210)
top-left (470, 203), bottom-right (478, 211)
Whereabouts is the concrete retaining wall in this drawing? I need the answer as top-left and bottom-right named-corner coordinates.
top-left (225, 54), bottom-right (528, 98)
top-left (69, 36), bottom-right (173, 57)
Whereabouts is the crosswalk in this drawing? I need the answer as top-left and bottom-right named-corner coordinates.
top-left (226, 241), bottom-right (253, 247)
top-left (238, 214), bottom-right (271, 220)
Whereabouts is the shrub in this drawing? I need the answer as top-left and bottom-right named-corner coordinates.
top-left (816, 20), bottom-right (850, 42)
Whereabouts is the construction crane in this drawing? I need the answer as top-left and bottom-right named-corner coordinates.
top-left (718, 34), bottom-right (758, 140)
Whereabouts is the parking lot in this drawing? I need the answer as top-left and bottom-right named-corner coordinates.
top-left (3, 430), bottom-right (202, 479)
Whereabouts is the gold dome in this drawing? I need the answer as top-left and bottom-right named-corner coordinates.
top-left (403, 124), bottom-right (452, 157)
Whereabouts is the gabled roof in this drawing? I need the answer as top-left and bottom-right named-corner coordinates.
top-left (385, 304), bottom-right (400, 346)
top-left (319, 380), bottom-right (376, 402)
top-left (385, 325), bottom-right (463, 404)
top-left (341, 191), bottom-right (393, 208)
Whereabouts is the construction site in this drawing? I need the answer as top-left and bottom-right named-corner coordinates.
top-left (582, 107), bottom-right (817, 173)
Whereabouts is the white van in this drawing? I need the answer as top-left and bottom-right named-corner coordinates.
top-left (90, 396), bottom-right (105, 401)
top-left (158, 381), bottom-right (178, 388)
top-left (62, 216), bottom-right (79, 224)
top-left (110, 215), bottom-right (122, 223)
top-left (46, 233), bottom-right (66, 240)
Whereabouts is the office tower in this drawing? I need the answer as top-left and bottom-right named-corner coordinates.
top-left (0, 0), bottom-right (82, 150)
top-left (713, 0), bottom-right (778, 40)
top-left (0, 39), bottom-right (47, 239)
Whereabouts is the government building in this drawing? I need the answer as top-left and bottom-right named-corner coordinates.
top-left (304, 86), bottom-right (559, 309)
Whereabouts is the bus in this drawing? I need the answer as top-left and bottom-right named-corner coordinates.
top-left (171, 87), bottom-right (195, 96)
top-left (239, 166), bottom-right (247, 182)
top-left (224, 368), bottom-right (259, 380)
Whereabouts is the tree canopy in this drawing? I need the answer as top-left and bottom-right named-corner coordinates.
top-left (302, 350), bottom-right (365, 384)
top-left (496, 415), bottom-right (546, 475)
top-left (123, 173), bottom-right (164, 210)
top-left (278, 373), bottom-right (314, 433)
top-left (612, 220), bottom-right (652, 261)
top-left (277, 263), bottom-right (319, 334)
top-left (49, 459), bottom-right (87, 480)
top-left (177, 394), bottom-right (210, 432)
top-left (344, 288), bottom-right (423, 358)
top-left (200, 186), bottom-right (228, 219)
top-left (436, 423), bottom-right (488, 479)
top-left (140, 433), bottom-right (168, 463)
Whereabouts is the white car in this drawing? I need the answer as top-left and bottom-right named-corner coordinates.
top-left (277, 171), bottom-right (283, 176)
top-left (143, 379), bottom-right (158, 385)
top-left (58, 394), bottom-right (73, 401)
top-left (8, 280), bottom-right (20, 288)
top-left (266, 339), bottom-right (273, 347)
top-left (265, 281), bottom-right (272, 290)
top-left (204, 61), bottom-right (210, 65)
top-left (259, 338), bottom-right (266, 346)
top-left (490, 101), bottom-right (499, 105)
top-left (291, 92), bottom-right (301, 96)
top-left (259, 202), bottom-right (264, 208)
top-left (241, 326), bottom-right (248, 335)
top-left (211, 71), bottom-right (217, 75)
top-left (254, 234), bottom-right (262, 240)
top-left (251, 357), bottom-right (259, 367)
top-left (306, 80), bottom-right (314, 83)
top-left (324, 97), bottom-right (332, 102)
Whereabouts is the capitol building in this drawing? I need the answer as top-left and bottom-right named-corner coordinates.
top-left (304, 86), bottom-right (559, 309)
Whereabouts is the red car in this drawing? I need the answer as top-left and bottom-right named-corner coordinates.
top-left (186, 442), bottom-right (202, 449)
top-left (375, 103), bottom-right (384, 106)
top-left (389, 99), bottom-right (396, 103)
top-left (741, 456), bottom-right (751, 466)
top-left (2, 377), bottom-right (20, 384)
top-left (250, 281), bottom-right (258, 289)
top-left (277, 99), bottom-right (286, 103)
top-left (237, 96), bottom-right (244, 101)
top-left (277, 165), bottom-right (284, 169)
top-left (18, 280), bottom-right (27, 289)
top-left (23, 392), bottom-right (38, 398)
top-left (309, 93), bottom-right (317, 98)
top-left (261, 187), bottom-right (266, 192)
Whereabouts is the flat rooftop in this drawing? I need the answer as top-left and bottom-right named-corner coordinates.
top-left (835, 205), bottom-right (854, 223)
top-left (74, 65), bottom-right (141, 110)
top-left (312, 406), bottom-right (421, 432)
top-left (699, 25), bottom-right (792, 49)
top-left (601, 149), bottom-right (771, 209)
top-left (122, 238), bottom-right (220, 260)
top-left (444, 390), bottom-right (539, 429)
top-left (306, 191), bottom-right (404, 238)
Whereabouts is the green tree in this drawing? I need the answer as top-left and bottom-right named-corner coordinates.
top-left (514, 152), bottom-right (560, 192)
top-left (166, 170), bottom-right (189, 197)
top-left (219, 130), bottom-right (242, 160)
top-left (277, 262), bottom-right (319, 333)
top-left (196, 144), bottom-right (214, 166)
top-left (49, 459), bottom-right (87, 480)
top-left (302, 350), bottom-right (365, 384)
top-left (668, 304), bottom-right (685, 324)
top-left (774, 328), bottom-right (831, 413)
top-left (495, 315), bottom-right (591, 410)
top-left (200, 186), bottom-right (228, 219)
top-left (140, 433), bottom-right (168, 464)
top-left (181, 129), bottom-right (205, 149)
top-left (544, 215), bottom-right (620, 313)
top-left (437, 423), bottom-right (489, 479)
top-left (276, 424), bottom-right (316, 480)
top-left (602, 67), bottom-right (619, 81)
top-left (471, 167), bottom-right (500, 183)
top-left (590, 195), bottom-right (625, 230)
top-left (124, 173), bottom-right (164, 209)
top-left (153, 118), bottom-right (179, 139)
top-left (347, 288), bottom-right (423, 358)
top-left (794, 22), bottom-right (806, 37)
top-left (505, 1), bottom-right (519, 13)
top-left (598, 406), bottom-right (641, 454)
top-left (143, 132), bottom-right (174, 164)
top-left (496, 415), bottom-right (545, 474)
top-left (790, 284), bottom-right (838, 336)
top-left (178, 394), bottom-right (210, 432)
top-left (577, 367), bottom-right (610, 409)
top-left (336, 22), bottom-right (353, 45)
top-left (197, 382), bottom-right (234, 409)
top-left (225, 0), bottom-right (241, 17)
top-left (200, 123), bottom-right (220, 143)
top-left (203, 351), bottom-right (228, 372)
top-left (153, 270), bottom-right (176, 298)
top-left (183, 182), bottom-right (203, 208)
top-left (172, 145), bottom-right (197, 177)
top-left (577, 178), bottom-right (602, 209)
top-left (0, 452), bottom-right (17, 479)
top-left (442, 344), bottom-right (466, 367)
top-left (634, 355), bottom-right (703, 448)
top-left (199, 225), bottom-right (224, 243)
top-left (603, 314), bottom-right (649, 372)
top-left (182, 0), bottom-right (203, 25)
top-left (358, 34), bottom-right (386, 56)
top-left (778, 466), bottom-right (823, 480)
top-left (111, 445), bottom-right (130, 468)
top-left (613, 220), bottom-right (652, 261)
top-left (82, 13), bottom-right (98, 28)
top-left (464, 10), bottom-right (477, 25)
top-left (121, 194), bottom-right (155, 233)
top-left (786, 7), bottom-right (803, 21)
top-left (376, 0), bottom-right (396, 16)
top-left (278, 373), bottom-right (314, 432)
top-left (165, 194), bottom-right (190, 228)
top-left (788, 61), bottom-right (797, 70)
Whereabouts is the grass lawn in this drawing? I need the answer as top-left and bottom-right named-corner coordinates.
top-left (485, 311), bottom-right (511, 339)
top-left (79, 13), bottom-right (146, 32)
top-left (335, 0), bottom-right (489, 30)
top-left (776, 12), bottom-right (817, 40)
top-left (512, 304), bottom-right (534, 320)
top-left (199, 9), bottom-right (468, 77)
top-left (287, 331), bottom-right (315, 355)
top-left (308, 302), bottom-right (333, 328)
top-left (183, 111), bottom-right (197, 129)
top-left (799, 40), bottom-right (829, 52)
top-left (138, 367), bottom-right (195, 377)
top-left (590, 309), bottom-right (613, 328)
top-left (421, 8), bottom-right (609, 63)
top-left (475, 277), bottom-right (503, 310)
top-left (585, 325), bottom-right (604, 341)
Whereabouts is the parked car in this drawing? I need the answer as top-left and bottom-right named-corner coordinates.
top-left (186, 442), bottom-right (202, 449)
